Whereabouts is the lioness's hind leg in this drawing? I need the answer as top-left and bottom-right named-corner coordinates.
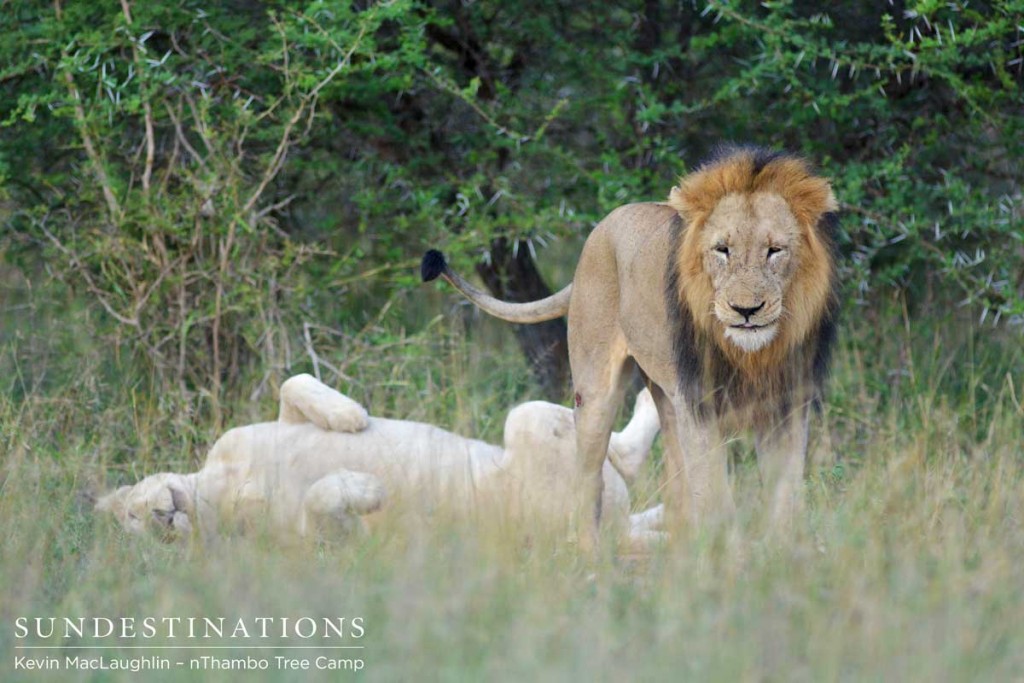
top-left (279, 374), bottom-right (369, 433)
top-left (629, 504), bottom-right (665, 533)
top-left (606, 388), bottom-right (660, 484)
top-left (624, 483), bottom-right (668, 554)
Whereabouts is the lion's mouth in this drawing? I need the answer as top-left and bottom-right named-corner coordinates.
top-left (723, 321), bottom-right (778, 352)
top-left (730, 320), bottom-right (779, 331)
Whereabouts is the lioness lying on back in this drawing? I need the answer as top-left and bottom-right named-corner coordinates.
top-left (96, 374), bottom-right (664, 545)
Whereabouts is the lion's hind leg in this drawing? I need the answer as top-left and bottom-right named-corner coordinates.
top-left (278, 374), bottom-right (369, 433)
top-left (574, 388), bottom-right (628, 549)
top-left (570, 339), bottom-right (635, 549)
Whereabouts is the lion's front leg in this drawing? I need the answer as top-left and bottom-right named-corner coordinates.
top-left (676, 410), bottom-right (733, 528)
top-left (652, 387), bottom-right (734, 531)
top-left (754, 402), bottom-right (811, 532)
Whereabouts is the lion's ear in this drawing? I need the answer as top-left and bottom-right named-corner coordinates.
top-left (95, 486), bottom-right (132, 522)
top-left (667, 184), bottom-right (692, 219)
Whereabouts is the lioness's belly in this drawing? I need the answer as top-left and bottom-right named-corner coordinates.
top-left (206, 420), bottom-right (503, 511)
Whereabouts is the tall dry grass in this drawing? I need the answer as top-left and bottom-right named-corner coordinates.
top-left (1, 282), bottom-right (1022, 681)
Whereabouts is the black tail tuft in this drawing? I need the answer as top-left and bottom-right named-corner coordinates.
top-left (420, 249), bottom-right (448, 282)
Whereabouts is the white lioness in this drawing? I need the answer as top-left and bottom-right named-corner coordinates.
top-left (96, 374), bottom-right (664, 545)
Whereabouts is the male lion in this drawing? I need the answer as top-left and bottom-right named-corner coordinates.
top-left (422, 146), bottom-right (839, 540)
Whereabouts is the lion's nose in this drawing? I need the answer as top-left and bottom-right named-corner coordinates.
top-left (729, 302), bottom-right (765, 320)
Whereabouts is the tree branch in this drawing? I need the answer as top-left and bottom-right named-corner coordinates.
top-left (242, 13), bottom-right (372, 217)
top-left (60, 69), bottom-right (122, 223)
top-left (120, 0), bottom-right (155, 196)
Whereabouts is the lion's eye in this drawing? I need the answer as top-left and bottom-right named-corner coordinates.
top-left (714, 245), bottom-right (729, 257)
top-left (767, 246), bottom-right (782, 259)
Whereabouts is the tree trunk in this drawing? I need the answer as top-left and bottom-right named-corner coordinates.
top-left (475, 237), bottom-right (570, 398)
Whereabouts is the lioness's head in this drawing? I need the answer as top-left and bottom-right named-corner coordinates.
top-left (95, 473), bottom-right (195, 541)
top-left (669, 147), bottom-right (838, 357)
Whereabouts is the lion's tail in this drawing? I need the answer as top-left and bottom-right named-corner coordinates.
top-left (421, 250), bottom-right (571, 324)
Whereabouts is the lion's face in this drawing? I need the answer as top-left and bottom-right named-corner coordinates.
top-left (700, 192), bottom-right (801, 353)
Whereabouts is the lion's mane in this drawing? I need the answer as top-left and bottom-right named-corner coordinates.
top-left (664, 146), bottom-right (840, 425)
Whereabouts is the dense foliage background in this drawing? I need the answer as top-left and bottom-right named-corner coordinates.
top-left (2, 0), bottom-right (1022, 426)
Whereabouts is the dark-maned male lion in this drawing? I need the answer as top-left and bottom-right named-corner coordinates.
top-left (423, 146), bottom-right (839, 544)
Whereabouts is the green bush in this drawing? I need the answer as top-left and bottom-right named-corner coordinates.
top-left (2, 0), bottom-right (1021, 407)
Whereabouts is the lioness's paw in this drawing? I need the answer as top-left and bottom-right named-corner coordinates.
top-left (325, 403), bottom-right (369, 433)
top-left (305, 470), bottom-right (385, 517)
top-left (626, 529), bottom-right (669, 553)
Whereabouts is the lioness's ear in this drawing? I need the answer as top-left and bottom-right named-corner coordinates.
top-left (169, 483), bottom-right (195, 537)
top-left (169, 483), bottom-right (194, 516)
top-left (95, 486), bottom-right (132, 521)
top-left (152, 483), bottom-right (195, 539)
